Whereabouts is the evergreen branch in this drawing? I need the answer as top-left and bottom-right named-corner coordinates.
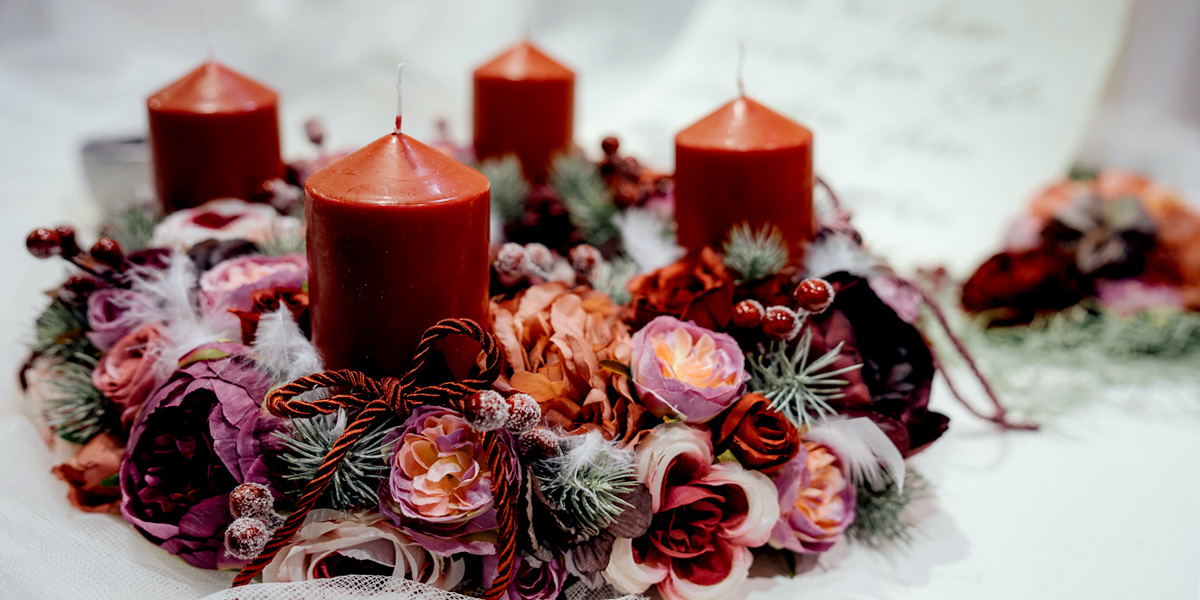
top-left (276, 410), bottom-right (398, 509)
top-left (479, 155), bottom-right (530, 225)
top-left (534, 433), bottom-right (637, 537)
top-left (723, 223), bottom-right (788, 281)
top-left (101, 203), bottom-right (160, 252)
top-left (588, 257), bottom-right (638, 305)
top-left (746, 328), bottom-right (862, 430)
top-left (32, 300), bottom-right (96, 360)
top-left (43, 355), bottom-right (118, 444)
top-left (848, 469), bottom-right (930, 550)
top-left (550, 154), bottom-right (619, 246)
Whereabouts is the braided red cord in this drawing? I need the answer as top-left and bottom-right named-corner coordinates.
top-left (231, 318), bottom-right (516, 599)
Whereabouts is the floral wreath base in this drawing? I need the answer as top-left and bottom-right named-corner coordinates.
top-left (20, 133), bottom-right (1030, 600)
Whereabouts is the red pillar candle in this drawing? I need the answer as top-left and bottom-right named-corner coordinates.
top-left (673, 96), bottom-right (815, 257)
top-left (147, 61), bottom-right (283, 213)
top-left (305, 104), bottom-right (490, 377)
top-left (473, 41), bottom-right (574, 183)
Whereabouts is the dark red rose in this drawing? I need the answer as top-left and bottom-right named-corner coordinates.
top-left (627, 247), bottom-right (735, 329)
top-left (711, 393), bottom-right (800, 474)
top-left (961, 243), bottom-right (1090, 322)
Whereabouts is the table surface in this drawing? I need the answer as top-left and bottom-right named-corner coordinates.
top-left (1, 2), bottom-right (1199, 598)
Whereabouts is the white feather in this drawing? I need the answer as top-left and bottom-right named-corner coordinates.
top-left (549, 431), bottom-right (635, 480)
top-left (612, 207), bottom-right (685, 273)
top-left (252, 305), bottom-right (323, 384)
top-left (127, 251), bottom-right (234, 378)
top-left (803, 234), bottom-right (882, 279)
top-left (806, 417), bottom-right (905, 492)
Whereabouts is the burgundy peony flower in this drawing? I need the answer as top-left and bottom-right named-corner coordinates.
top-left (627, 248), bottom-right (735, 330)
top-left (199, 253), bottom-right (307, 323)
top-left (507, 555), bottom-right (567, 600)
top-left (961, 245), bottom-right (1090, 323)
top-left (51, 432), bottom-right (124, 513)
top-left (379, 405), bottom-right (520, 566)
top-left (119, 342), bottom-right (284, 569)
top-left (769, 441), bottom-right (856, 553)
top-left (85, 288), bottom-right (156, 351)
top-left (629, 316), bottom-right (747, 423)
top-left (92, 323), bottom-right (165, 428)
top-left (711, 393), bottom-right (800, 474)
top-left (808, 274), bottom-right (948, 457)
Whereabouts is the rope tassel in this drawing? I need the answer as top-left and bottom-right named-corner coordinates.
top-left (231, 318), bottom-right (518, 600)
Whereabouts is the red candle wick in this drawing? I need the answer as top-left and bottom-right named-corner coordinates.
top-left (394, 116), bottom-right (403, 135)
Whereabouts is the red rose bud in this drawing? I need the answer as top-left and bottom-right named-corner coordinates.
top-left (229, 482), bottom-right (274, 519)
top-left (762, 305), bottom-right (801, 340)
top-left (518, 428), bottom-right (560, 460)
top-left (569, 244), bottom-right (601, 275)
top-left (731, 299), bottom-right (765, 328)
top-left (90, 237), bottom-right (125, 268)
top-left (465, 390), bottom-right (510, 432)
top-left (793, 278), bottom-right (835, 313)
top-left (504, 392), bottom-right (542, 433)
top-left (55, 225), bottom-right (80, 257)
top-left (224, 516), bottom-right (270, 560)
top-left (26, 228), bottom-right (62, 259)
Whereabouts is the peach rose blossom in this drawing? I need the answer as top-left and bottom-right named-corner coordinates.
top-left (770, 441), bottom-right (856, 554)
top-left (91, 323), bottom-right (165, 428)
top-left (629, 316), bottom-right (746, 423)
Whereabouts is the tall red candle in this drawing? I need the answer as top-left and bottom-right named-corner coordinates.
top-left (673, 96), bottom-right (815, 257)
top-left (473, 41), bottom-right (574, 183)
top-left (147, 61), bottom-right (283, 213)
top-left (305, 110), bottom-right (490, 376)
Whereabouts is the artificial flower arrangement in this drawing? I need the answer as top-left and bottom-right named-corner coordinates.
top-left (21, 139), bottom-right (1025, 600)
top-left (961, 168), bottom-right (1200, 357)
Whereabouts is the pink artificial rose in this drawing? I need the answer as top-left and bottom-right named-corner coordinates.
top-left (604, 422), bottom-right (778, 600)
top-left (262, 508), bottom-right (467, 587)
top-left (151, 198), bottom-right (300, 249)
top-left (92, 323), bottom-right (165, 428)
top-left (770, 441), bottom-right (856, 554)
top-left (199, 253), bottom-right (307, 322)
top-left (629, 316), bottom-right (747, 423)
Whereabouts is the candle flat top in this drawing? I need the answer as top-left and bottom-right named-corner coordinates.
top-left (306, 133), bottom-right (489, 205)
top-left (474, 41), bottom-right (575, 82)
top-left (147, 61), bottom-right (277, 115)
top-left (675, 96), bottom-right (812, 151)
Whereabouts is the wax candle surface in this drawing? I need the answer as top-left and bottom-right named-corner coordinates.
top-left (305, 131), bottom-right (490, 377)
top-left (147, 61), bottom-right (283, 213)
top-left (473, 41), bottom-right (574, 183)
top-left (674, 96), bottom-right (815, 256)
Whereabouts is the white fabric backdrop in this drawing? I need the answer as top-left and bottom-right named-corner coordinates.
top-left (1, 1), bottom-right (1198, 599)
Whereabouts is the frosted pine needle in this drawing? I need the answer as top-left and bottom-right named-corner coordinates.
top-left (550, 154), bottom-right (619, 246)
top-left (276, 410), bottom-right (397, 510)
top-left (32, 300), bottom-right (94, 360)
top-left (722, 223), bottom-right (788, 281)
top-left (102, 203), bottom-right (160, 252)
top-left (534, 432), bottom-right (637, 537)
top-left (588, 257), bottom-right (638, 305)
top-left (43, 356), bottom-right (117, 444)
top-left (747, 328), bottom-right (862, 429)
top-left (848, 469), bottom-right (930, 550)
top-left (480, 156), bottom-right (531, 225)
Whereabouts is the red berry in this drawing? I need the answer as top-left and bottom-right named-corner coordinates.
top-left (504, 392), bottom-right (542, 433)
top-left (90, 237), bottom-right (124, 268)
top-left (793, 278), bottom-right (835, 313)
top-left (224, 516), bottom-right (270, 560)
top-left (762, 306), bottom-right (800, 340)
top-left (55, 225), bottom-right (79, 257)
top-left (518, 428), bottom-right (560, 460)
top-left (465, 390), bottom-right (510, 432)
top-left (229, 482), bottom-right (274, 519)
top-left (731, 300), bottom-right (765, 328)
top-left (25, 228), bottom-right (61, 259)
top-left (569, 244), bottom-right (601, 275)
top-left (601, 136), bottom-right (620, 156)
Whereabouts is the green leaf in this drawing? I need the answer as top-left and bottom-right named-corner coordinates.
top-left (716, 449), bottom-right (740, 465)
top-left (599, 360), bottom-right (631, 377)
top-left (99, 473), bottom-right (120, 487)
top-left (179, 347), bottom-right (230, 367)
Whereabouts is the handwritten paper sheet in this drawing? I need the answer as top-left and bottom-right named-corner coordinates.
top-left (585, 0), bottom-right (1132, 273)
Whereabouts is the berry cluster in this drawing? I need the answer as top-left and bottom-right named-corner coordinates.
top-left (732, 277), bottom-right (836, 341)
top-left (465, 390), bottom-right (563, 461)
top-left (493, 241), bottom-right (601, 286)
top-left (223, 483), bottom-right (284, 560)
top-left (26, 225), bottom-right (132, 289)
top-left (597, 136), bottom-right (672, 209)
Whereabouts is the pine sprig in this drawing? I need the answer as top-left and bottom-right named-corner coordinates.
top-left (101, 203), bottom-right (160, 252)
top-left (479, 155), bottom-right (531, 225)
top-left (848, 469), bottom-right (930, 550)
top-left (534, 434), bottom-right (637, 537)
top-left (746, 328), bottom-right (862, 429)
top-left (588, 257), bottom-right (638, 305)
top-left (722, 223), bottom-right (789, 281)
top-left (550, 154), bottom-right (619, 246)
top-left (43, 356), bottom-right (118, 444)
top-left (32, 300), bottom-right (95, 360)
top-left (276, 410), bottom-right (397, 509)
top-left (257, 222), bottom-right (307, 256)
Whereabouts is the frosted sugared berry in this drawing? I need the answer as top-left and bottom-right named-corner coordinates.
top-left (465, 390), bottom-right (510, 431)
top-left (523, 243), bottom-right (555, 275)
top-left (793, 278), bottom-right (835, 313)
top-left (229, 482), bottom-right (274, 519)
top-left (495, 243), bottom-right (527, 278)
top-left (569, 244), bottom-right (601, 275)
top-left (731, 299), bottom-right (765, 328)
top-left (26, 228), bottom-right (61, 259)
top-left (90, 237), bottom-right (124, 268)
top-left (55, 225), bottom-right (79, 257)
top-left (518, 428), bottom-right (560, 461)
top-left (224, 516), bottom-right (270, 560)
top-left (762, 306), bottom-right (801, 341)
top-left (504, 392), bottom-right (542, 433)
